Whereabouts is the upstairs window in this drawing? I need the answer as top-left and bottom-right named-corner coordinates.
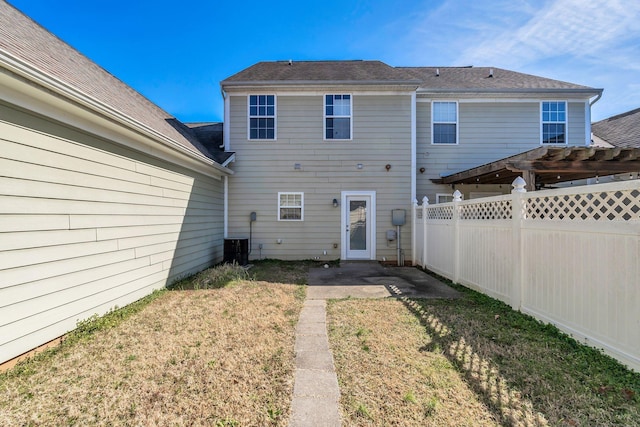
top-left (541, 101), bottom-right (566, 144)
top-left (432, 101), bottom-right (458, 144)
top-left (249, 95), bottom-right (275, 139)
top-left (325, 94), bottom-right (351, 139)
top-left (278, 192), bottom-right (303, 221)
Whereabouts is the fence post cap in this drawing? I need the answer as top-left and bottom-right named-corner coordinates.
top-left (512, 176), bottom-right (527, 193)
top-left (453, 190), bottom-right (463, 201)
top-left (422, 196), bottom-right (429, 205)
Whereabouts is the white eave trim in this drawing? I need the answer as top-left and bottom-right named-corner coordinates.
top-left (222, 79), bottom-right (421, 87)
top-left (221, 153), bottom-right (236, 167)
top-left (0, 50), bottom-right (231, 178)
top-left (417, 87), bottom-right (603, 96)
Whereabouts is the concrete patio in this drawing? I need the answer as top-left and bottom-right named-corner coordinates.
top-left (289, 262), bottom-right (459, 426)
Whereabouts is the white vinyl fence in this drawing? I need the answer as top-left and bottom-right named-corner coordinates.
top-left (413, 178), bottom-right (640, 372)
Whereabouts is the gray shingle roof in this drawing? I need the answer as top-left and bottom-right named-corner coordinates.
top-left (222, 61), bottom-right (600, 94)
top-left (222, 60), bottom-right (420, 85)
top-left (592, 108), bottom-right (640, 148)
top-left (184, 122), bottom-right (235, 164)
top-left (0, 1), bottom-right (221, 164)
top-left (401, 66), bottom-right (596, 91)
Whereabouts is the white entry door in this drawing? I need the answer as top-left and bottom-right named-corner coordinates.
top-left (342, 192), bottom-right (376, 260)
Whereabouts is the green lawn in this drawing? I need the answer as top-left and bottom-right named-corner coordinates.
top-left (1, 261), bottom-right (638, 426)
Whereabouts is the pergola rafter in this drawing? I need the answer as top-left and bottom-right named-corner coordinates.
top-left (432, 146), bottom-right (640, 191)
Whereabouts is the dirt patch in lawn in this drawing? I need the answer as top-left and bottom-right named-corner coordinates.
top-left (0, 271), bottom-right (305, 426)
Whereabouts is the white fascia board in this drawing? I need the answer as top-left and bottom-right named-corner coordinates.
top-left (416, 91), bottom-right (601, 102)
top-left (0, 52), bottom-right (231, 179)
top-left (417, 97), bottom-right (596, 103)
top-left (223, 85), bottom-right (417, 97)
top-left (221, 153), bottom-right (236, 167)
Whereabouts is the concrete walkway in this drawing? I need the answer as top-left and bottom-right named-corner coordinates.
top-left (289, 262), bottom-right (457, 426)
top-left (289, 300), bottom-right (341, 426)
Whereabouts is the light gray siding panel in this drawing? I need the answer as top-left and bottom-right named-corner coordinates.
top-left (0, 105), bottom-right (225, 364)
top-left (416, 100), bottom-right (590, 202)
top-left (418, 102), bottom-right (538, 201)
top-left (227, 93), bottom-right (412, 261)
top-left (568, 102), bottom-right (586, 145)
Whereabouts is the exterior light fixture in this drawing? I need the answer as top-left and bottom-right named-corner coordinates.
top-left (332, 198), bottom-right (339, 207)
top-left (357, 163), bottom-right (363, 169)
top-left (385, 164), bottom-right (391, 171)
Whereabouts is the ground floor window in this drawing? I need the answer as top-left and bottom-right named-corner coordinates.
top-left (436, 193), bottom-right (461, 203)
top-left (278, 192), bottom-right (303, 221)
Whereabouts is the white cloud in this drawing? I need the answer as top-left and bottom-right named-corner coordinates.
top-left (397, 0), bottom-right (640, 119)
top-left (456, 0), bottom-right (640, 70)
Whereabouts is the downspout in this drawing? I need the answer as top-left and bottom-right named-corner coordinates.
top-left (410, 91), bottom-right (417, 265)
top-left (224, 175), bottom-right (229, 238)
top-left (221, 88), bottom-right (230, 238)
top-left (587, 92), bottom-right (602, 146)
top-left (221, 88), bottom-right (230, 151)
top-left (589, 92), bottom-right (602, 107)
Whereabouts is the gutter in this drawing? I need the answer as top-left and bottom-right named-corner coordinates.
top-left (417, 87), bottom-right (604, 96)
top-left (221, 79), bottom-right (422, 87)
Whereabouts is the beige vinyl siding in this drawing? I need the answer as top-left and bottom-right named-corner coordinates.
top-left (227, 93), bottom-right (412, 261)
top-left (416, 100), bottom-right (589, 202)
top-left (0, 106), bottom-right (224, 364)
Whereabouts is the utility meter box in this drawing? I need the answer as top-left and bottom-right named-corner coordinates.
top-left (386, 229), bottom-right (397, 241)
top-left (391, 209), bottom-right (406, 226)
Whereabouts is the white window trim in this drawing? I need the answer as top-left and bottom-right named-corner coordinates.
top-left (436, 193), bottom-right (461, 204)
top-left (247, 94), bottom-right (277, 140)
top-left (324, 93), bottom-right (353, 141)
top-left (431, 100), bottom-right (459, 145)
top-left (540, 100), bottom-right (567, 145)
top-left (277, 192), bottom-right (304, 221)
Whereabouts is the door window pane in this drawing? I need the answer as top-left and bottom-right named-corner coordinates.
top-left (349, 200), bottom-right (367, 250)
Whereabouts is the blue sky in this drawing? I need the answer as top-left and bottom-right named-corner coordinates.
top-left (8, 0), bottom-right (640, 123)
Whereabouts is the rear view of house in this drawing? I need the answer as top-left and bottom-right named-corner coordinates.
top-left (220, 60), bottom-right (602, 263)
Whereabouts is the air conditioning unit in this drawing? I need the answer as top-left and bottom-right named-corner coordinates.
top-left (223, 238), bottom-right (249, 265)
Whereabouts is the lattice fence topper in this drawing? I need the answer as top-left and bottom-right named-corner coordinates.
top-left (459, 199), bottom-right (512, 220)
top-left (526, 188), bottom-right (640, 221)
top-left (425, 204), bottom-right (454, 220)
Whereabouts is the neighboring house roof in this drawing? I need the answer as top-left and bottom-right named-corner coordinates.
top-left (0, 1), bottom-right (226, 167)
top-left (222, 60), bottom-right (601, 95)
top-left (592, 108), bottom-right (640, 148)
top-left (185, 122), bottom-right (235, 165)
